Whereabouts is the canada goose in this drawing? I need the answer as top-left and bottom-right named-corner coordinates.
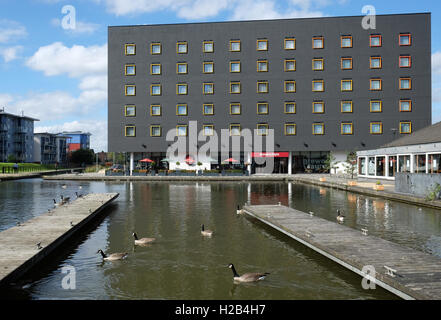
top-left (227, 263), bottom-right (269, 283)
top-left (201, 224), bottom-right (213, 237)
top-left (97, 249), bottom-right (128, 261)
top-left (337, 209), bottom-right (345, 223)
top-left (62, 185), bottom-right (67, 189)
top-left (75, 192), bottom-right (83, 198)
top-left (236, 205), bottom-right (242, 215)
top-left (132, 232), bottom-right (155, 245)
top-left (36, 242), bottom-right (43, 250)
top-left (53, 199), bottom-right (63, 207)
top-left (61, 195), bottom-right (70, 204)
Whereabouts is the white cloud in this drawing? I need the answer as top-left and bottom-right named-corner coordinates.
top-left (26, 42), bottom-right (107, 78)
top-left (0, 20), bottom-right (27, 43)
top-left (51, 18), bottom-right (100, 34)
top-left (101, 0), bottom-right (337, 20)
top-left (36, 120), bottom-right (108, 152)
top-left (432, 52), bottom-right (441, 75)
top-left (0, 45), bottom-right (23, 62)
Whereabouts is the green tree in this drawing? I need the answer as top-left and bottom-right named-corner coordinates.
top-left (345, 151), bottom-right (358, 179)
top-left (323, 152), bottom-right (336, 173)
top-left (70, 149), bottom-right (95, 165)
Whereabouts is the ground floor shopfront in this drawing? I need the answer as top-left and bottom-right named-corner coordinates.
top-left (126, 151), bottom-right (337, 175)
top-left (357, 143), bottom-right (441, 180)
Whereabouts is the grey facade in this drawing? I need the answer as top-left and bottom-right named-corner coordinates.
top-left (108, 13), bottom-right (432, 171)
top-left (34, 133), bottom-right (68, 165)
top-left (0, 111), bottom-right (38, 163)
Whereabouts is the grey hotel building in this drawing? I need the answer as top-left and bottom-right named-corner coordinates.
top-left (108, 13), bottom-right (432, 174)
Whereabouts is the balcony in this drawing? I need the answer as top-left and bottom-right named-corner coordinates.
top-left (0, 123), bottom-right (7, 132)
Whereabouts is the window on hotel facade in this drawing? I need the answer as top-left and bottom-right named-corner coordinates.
top-left (341, 101), bottom-right (353, 113)
top-left (150, 84), bottom-right (161, 96)
top-left (125, 125), bottom-right (135, 137)
top-left (312, 101), bottom-right (324, 113)
top-left (370, 122), bottom-right (383, 134)
top-left (257, 102), bottom-right (269, 114)
top-left (230, 103), bottom-right (241, 115)
top-left (312, 36), bottom-right (324, 49)
top-left (203, 103), bottom-right (214, 115)
top-left (230, 124), bottom-right (241, 136)
top-left (203, 83), bottom-right (214, 94)
top-left (176, 125), bottom-right (188, 136)
top-left (125, 64), bottom-right (135, 76)
top-left (150, 104), bottom-right (161, 116)
top-left (285, 123), bottom-right (296, 135)
top-left (125, 105), bottom-right (136, 117)
top-left (150, 125), bottom-right (161, 137)
top-left (151, 43), bottom-right (161, 55)
top-left (370, 100), bottom-right (382, 112)
top-left (284, 102), bottom-right (296, 114)
top-left (285, 80), bottom-right (296, 93)
top-left (399, 56), bottom-right (411, 68)
top-left (151, 64), bottom-right (161, 75)
top-left (257, 81), bottom-right (269, 93)
top-left (177, 42), bottom-right (188, 54)
top-left (125, 85), bottom-right (136, 96)
top-left (230, 82), bottom-right (241, 94)
top-left (341, 79), bottom-right (353, 92)
top-left (370, 56), bottom-right (382, 69)
top-left (257, 124), bottom-right (269, 135)
top-left (203, 41), bottom-right (214, 53)
top-left (203, 61), bottom-right (214, 73)
top-left (399, 99), bottom-right (412, 112)
top-left (284, 38), bottom-right (296, 50)
top-left (341, 35), bottom-right (353, 48)
top-left (230, 61), bottom-right (241, 73)
top-left (400, 78), bottom-right (412, 90)
top-left (370, 78), bottom-right (382, 91)
top-left (176, 83), bottom-right (188, 95)
top-left (203, 125), bottom-right (214, 136)
top-left (125, 44), bottom-right (135, 55)
top-left (176, 104), bottom-right (188, 116)
top-left (399, 33), bottom-right (411, 46)
top-left (284, 59), bottom-right (296, 71)
top-left (341, 122), bottom-right (353, 135)
top-left (257, 39), bottom-right (268, 51)
top-left (312, 123), bottom-right (324, 135)
top-left (257, 60), bottom-right (268, 72)
top-left (312, 80), bottom-right (324, 92)
top-left (230, 40), bottom-right (241, 52)
top-left (341, 57), bottom-right (352, 70)
top-left (400, 121), bottom-right (412, 133)
top-left (177, 63), bottom-right (188, 74)
top-left (370, 34), bottom-right (382, 47)
top-left (312, 58), bottom-right (324, 71)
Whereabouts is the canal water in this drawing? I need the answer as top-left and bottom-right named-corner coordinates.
top-left (0, 179), bottom-right (440, 300)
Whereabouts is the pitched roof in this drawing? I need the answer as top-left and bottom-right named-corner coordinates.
top-left (382, 121), bottom-right (441, 148)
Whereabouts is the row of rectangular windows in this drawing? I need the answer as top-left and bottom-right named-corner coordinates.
top-left (124, 78), bottom-right (413, 96)
top-left (124, 34), bottom-right (412, 55)
top-left (124, 100), bottom-right (413, 117)
top-left (124, 56), bottom-right (411, 75)
top-left (124, 121), bottom-right (412, 137)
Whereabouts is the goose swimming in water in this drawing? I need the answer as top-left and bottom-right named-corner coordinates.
top-left (337, 209), bottom-right (345, 223)
top-left (227, 263), bottom-right (269, 283)
top-left (97, 249), bottom-right (127, 261)
top-left (132, 232), bottom-right (155, 245)
top-left (201, 224), bottom-right (213, 237)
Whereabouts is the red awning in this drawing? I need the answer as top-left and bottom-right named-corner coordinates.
top-left (251, 152), bottom-right (289, 158)
top-left (139, 158), bottom-right (154, 162)
top-left (185, 156), bottom-right (195, 164)
top-left (222, 158), bottom-right (239, 163)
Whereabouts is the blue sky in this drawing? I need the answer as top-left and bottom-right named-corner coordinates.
top-left (0, 0), bottom-right (440, 151)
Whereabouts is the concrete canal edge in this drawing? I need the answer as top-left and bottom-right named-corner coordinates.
top-left (243, 204), bottom-right (441, 300)
top-left (0, 168), bottom-right (83, 182)
top-left (0, 193), bottom-right (119, 288)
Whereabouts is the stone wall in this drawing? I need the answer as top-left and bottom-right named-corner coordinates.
top-left (395, 173), bottom-right (441, 199)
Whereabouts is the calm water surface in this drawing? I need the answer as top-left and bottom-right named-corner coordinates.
top-left (0, 179), bottom-right (440, 300)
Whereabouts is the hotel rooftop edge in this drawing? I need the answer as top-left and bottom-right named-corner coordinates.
top-left (108, 13), bottom-right (432, 154)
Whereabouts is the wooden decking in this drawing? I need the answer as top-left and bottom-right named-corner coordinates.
top-left (242, 204), bottom-right (441, 300)
top-left (0, 193), bottom-right (119, 287)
